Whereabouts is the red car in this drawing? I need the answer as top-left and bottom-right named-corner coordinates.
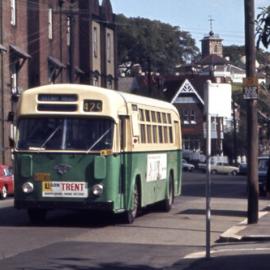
top-left (0, 165), bottom-right (14, 199)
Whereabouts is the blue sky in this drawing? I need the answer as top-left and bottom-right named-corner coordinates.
top-left (110, 0), bottom-right (269, 48)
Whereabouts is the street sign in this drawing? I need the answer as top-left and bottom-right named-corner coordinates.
top-left (243, 77), bottom-right (258, 100)
top-left (204, 81), bottom-right (232, 117)
top-left (243, 77), bottom-right (258, 87)
top-left (243, 86), bottom-right (258, 99)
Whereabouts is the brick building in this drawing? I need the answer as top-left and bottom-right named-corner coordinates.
top-left (0, 0), bottom-right (117, 164)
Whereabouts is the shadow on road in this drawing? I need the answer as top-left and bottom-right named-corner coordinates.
top-left (0, 205), bottom-right (121, 228)
top-left (178, 208), bottom-right (247, 218)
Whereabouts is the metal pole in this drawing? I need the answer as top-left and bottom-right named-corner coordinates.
top-left (244, 0), bottom-right (258, 224)
top-left (0, 0), bottom-right (4, 163)
top-left (206, 113), bottom-right (211, 258)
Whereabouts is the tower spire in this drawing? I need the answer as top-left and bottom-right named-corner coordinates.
top-left (208, 16), bottom-right (214, 35)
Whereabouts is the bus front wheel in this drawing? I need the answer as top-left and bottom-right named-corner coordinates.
top-left (28, 208), bottom-right (47, 225)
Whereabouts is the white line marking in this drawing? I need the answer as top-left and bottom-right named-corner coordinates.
top-left (184, 247), bottom-right (270, 259)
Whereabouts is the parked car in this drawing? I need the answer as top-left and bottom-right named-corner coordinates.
top-left (198, 162), bottom-right (239, 176)
top-left (182, 159), bottom-right (195, 172)
top-left (210, 163), bottom-right (239, 176)
top-left (258, 156), bottom-right (270, 196)
top-left (239, 163), bottom-right (247, 175)
top-left (0, 165), bottom-right (14, 199)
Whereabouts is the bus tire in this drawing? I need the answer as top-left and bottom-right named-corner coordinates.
top-left (123, 182), bottom-right (140, 224)
top-left (161, 173), bottom-right (174, 212)
top-left (28, 208), bottom-right (47, 225)
top-left (0, 186), bottom-right (8, 200)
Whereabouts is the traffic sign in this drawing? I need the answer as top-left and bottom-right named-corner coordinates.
top-left (243, 85), bottom-right (258, 99)
top-left (243, 77), bottom-right (258, 87)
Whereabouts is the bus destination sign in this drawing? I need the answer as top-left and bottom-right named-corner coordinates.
top-left (84, 99), bottom-right (102, 112)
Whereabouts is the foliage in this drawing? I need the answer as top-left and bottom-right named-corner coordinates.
top-left (223, 88), bottom-right (248, 159)
top-left (223, 45), bottom-right (245, 67)
top-left (256, 6), bottom-right (270, 49)
top-left (223, 45), bottom-right (270, 67)
top-left (116, 14), bottom-right (200, 76)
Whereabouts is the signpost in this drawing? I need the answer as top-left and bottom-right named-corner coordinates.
top-left (204, 81), bottom-right (231, 258)
top-left (243, 77), bottom-right (258, 100)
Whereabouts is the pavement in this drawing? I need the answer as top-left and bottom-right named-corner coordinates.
top-left (171, 202), bottom-right (270, 270)
top-left (220, 204), bottom-right (270, 242)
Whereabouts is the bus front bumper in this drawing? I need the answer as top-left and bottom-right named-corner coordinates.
top-left (14, 200), bottom-right (114, 212)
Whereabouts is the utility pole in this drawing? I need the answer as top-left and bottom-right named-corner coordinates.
top-left (244, 0), bottom-right (259, 224)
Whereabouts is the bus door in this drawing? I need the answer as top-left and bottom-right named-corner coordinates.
top-left (119, 116), bottom-right (128, 209)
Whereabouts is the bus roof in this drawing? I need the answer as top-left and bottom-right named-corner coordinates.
top-left (17, 84), bottom-right (179, 120)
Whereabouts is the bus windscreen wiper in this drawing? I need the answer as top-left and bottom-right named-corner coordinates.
top-left (40, 126), bottom-right (61, 148)
top-left (87, 127), bottom-right (111, 153)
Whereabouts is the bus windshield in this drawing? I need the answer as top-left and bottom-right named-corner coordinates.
top-left (17, 117), bottom-right (114, 151)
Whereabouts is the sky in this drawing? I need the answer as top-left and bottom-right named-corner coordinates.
top-left (110, 0), bottom-right (269, 49)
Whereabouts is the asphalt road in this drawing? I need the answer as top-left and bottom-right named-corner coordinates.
top-left (0, 172), bottom-right (265, 270)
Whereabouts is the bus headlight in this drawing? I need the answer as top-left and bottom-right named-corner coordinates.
top-left (92, 184), bottom-right (103, 196)
top-left (22, 182), bottom-right (34, 194)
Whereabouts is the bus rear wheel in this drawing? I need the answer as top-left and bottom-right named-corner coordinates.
top-left (123, 182), bottom-right (140, 224)
top-left (28, 208), bottom-right (47, 225)
top-left (161, 174), bottom-right (174, 212)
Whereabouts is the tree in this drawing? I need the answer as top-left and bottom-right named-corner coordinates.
top-left (223, 45), bottom-right (270, 67)
top-left (116, 14), bottom-right (200, 76)
top-left (256, 6), bottom-right (270, 49)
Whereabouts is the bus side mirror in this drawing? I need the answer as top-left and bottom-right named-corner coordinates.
top-left (94, 156), bottom-right (107, 179)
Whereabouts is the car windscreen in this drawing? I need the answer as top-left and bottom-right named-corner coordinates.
top-left (17, 117), bottom-right (114, 151)
top-left (258, 158), bottom-right (269, 171)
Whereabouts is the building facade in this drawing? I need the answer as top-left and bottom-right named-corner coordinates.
top-left (0, 0), bottom-right (117, 164)
top-left (201, 30), bottom-right (223, 58)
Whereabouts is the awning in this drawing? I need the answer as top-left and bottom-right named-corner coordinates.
top-left (10, 44), bottom-right (31, 59)
top-left (75, 66), bottom-right (85, 75)
top-left (48, 56), bottom-right (66, 68)
top-left (48, 56), bottom-right (66, 83)
top-left (0, 44), bottom-right (7, 53)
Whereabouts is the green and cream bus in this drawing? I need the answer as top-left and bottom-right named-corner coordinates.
top-left (14, 84), bottom-right (182, 224)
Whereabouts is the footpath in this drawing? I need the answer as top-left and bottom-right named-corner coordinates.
top-left (172, 203), bottom-right (270, 270)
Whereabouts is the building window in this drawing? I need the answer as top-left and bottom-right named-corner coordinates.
top-left (93, 73), bottom-right (99, 86)
top-left (190, 110), bottom-right (196, 124)
top-left (106, 32), bottom-right (112, 63)
top-left (48, 8), bottom-right (53, 40)
top-left (183, 110), bottom-right (189, 125)
top-left (10, 0), bottom-right (16, 26)
top-left (11, 70), bottom-right (18, 96)
top-left (107, 78), bottom-right (113, 89)
top-left (93, 27), bottom-right (98, 58)
top-left (67, 16), bottom-right (71, 46)
top-left (183, 138), bottom-right (201, 151)
top-left (214, 44), bottom-right (219, 53)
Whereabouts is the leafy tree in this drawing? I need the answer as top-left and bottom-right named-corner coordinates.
top-left (223, 45), bottom-right (245, 67)
top-left (223, 45), bottom-right (270, 67)
top-left (256, 6), bottom-right (270, 49)
top-left (116, 14), bottom-right (200, 76)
